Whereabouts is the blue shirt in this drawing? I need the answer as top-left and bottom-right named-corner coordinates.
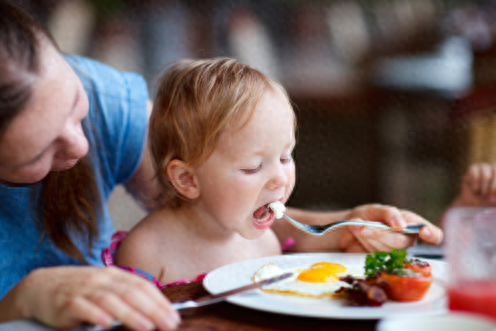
top-left (0, 55), bottom-right (149, 299)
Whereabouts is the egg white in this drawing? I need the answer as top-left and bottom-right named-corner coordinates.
top-left (268, 201), bottom-right (286, 219)
top-left (253, 262), bottom-right (364, 298)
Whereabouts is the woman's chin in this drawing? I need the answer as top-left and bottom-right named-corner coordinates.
top-left (51, 159), bottom-right (78, 171)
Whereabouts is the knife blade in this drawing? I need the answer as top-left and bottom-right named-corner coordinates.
top-left (86, 271), bottom-right (293, 331)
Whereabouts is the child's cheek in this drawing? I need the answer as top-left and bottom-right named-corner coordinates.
top-left (284, 173), bottom-right (296, 201)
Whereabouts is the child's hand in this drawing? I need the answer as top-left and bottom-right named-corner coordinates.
top-left (453, 163), bottom-right (496, 207)
top-left (338, 204), bottom-right (443, 253)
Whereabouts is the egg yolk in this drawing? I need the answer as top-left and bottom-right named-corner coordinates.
top-left (296, 262), bottom-right (347, 283)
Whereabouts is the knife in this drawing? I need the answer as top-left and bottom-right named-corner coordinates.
top-left (172, 271), bottom-right (293, 309)
top-left (86, 272), bottom-right (293, 331)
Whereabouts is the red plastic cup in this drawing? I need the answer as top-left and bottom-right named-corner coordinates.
top-left (445, 207), bottom-right (496, 321)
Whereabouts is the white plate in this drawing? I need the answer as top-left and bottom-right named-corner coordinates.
top-left (203, 252), bottom-right (449, 319)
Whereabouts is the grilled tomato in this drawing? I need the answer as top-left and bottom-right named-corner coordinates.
top-left (378, 271), bottom-right (432, 301)
top-left (365, 249), bottom-right (433, 302)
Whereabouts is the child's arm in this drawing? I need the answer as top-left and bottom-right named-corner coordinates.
top-left (272, 204), bottom-right (442, 253)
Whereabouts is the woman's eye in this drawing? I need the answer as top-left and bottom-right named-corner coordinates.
top-left (242, 164), bottom-right (262, 174)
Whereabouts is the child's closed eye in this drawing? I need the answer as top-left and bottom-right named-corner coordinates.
top-left (281, 156), bottom-right (293, 164)
top-left (242, 164), bottom-right (262, 174)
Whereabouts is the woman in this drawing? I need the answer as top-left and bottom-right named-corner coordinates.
top-left (0, 2), bottom-right (442, 331)
top-left (0, 2), bottom-right (179, 330)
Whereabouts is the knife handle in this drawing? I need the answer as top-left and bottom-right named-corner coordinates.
top-left (171, 300), bottom-right (197, 310)
top-left (172, 296), bottom-right (225, 310)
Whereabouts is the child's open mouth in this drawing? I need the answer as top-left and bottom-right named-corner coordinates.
top-left (252, 204), bottom-right (274, 229)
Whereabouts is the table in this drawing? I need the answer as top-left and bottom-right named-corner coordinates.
top-left (161, 281), bottom-right (378, 331)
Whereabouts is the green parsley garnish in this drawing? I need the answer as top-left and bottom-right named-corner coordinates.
top-left (364, 249), bottom-right (407, 278)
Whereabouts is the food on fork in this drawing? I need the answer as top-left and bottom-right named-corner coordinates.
top-left (268, 201), bottom-right (286, 219)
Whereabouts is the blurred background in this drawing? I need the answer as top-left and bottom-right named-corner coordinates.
top-left (8, 0), bottom-right (496, 229)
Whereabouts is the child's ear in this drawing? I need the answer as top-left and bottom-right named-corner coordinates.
top-left (166, 160), bottom-right (200, 200)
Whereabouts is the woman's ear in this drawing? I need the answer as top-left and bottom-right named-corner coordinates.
top-left (166, 160), bottom-right (200, 199)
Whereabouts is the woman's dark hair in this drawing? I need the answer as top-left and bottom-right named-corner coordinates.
top-left (0, 1), bottom-right (100, 261)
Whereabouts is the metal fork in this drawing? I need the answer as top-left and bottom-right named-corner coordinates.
top-left (282, 214), bottom-right (425, 236)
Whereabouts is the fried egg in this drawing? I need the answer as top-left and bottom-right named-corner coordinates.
top-left (253, 261), bottom-right (364, 298)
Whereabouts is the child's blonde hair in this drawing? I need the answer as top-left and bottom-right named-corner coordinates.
top-left (149, 57), bottom-right (294, 207)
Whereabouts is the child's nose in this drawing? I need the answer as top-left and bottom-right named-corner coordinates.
top-left (266, 165), bottom-right (288, 190)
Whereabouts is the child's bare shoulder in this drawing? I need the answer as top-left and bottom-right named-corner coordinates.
top-left (126, 210), bottom-right (168, 243)
top-left (115, 210), bottom-right (171, 271)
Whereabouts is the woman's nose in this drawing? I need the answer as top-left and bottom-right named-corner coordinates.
top-left (57, 122), bottom-right (89, 160)
top-left (266, 165), bottom-right (288, 190)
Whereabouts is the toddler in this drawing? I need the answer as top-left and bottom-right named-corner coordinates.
top-left (104, 58), bottom-right (295, 286)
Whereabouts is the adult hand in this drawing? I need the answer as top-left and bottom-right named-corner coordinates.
top-left (0, 266), bottom-right (180, 331)
top-left (452, 163), bottom-right (496, 207)
top-left (338, 204), bottom-right (443, 253)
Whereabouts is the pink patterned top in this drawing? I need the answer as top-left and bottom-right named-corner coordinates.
top-left (101, 231), bottom-right (207, 288)
top-left (101, 231), bottom-right (295, 289)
